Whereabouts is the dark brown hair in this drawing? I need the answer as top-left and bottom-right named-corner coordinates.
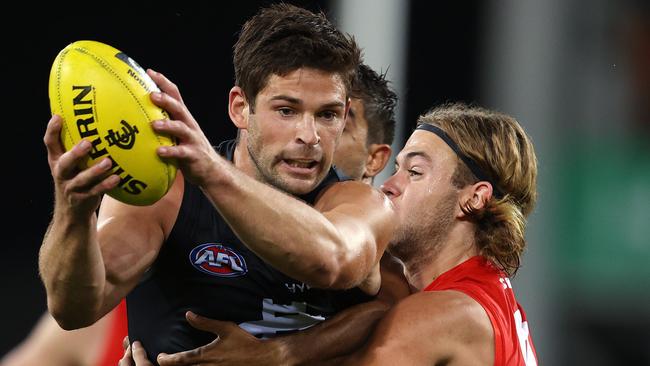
top-left (352, 64), bottom-right (397, 146)
top-left (233, 3), bottom-right (361, 111)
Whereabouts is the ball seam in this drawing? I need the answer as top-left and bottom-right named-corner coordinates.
top-left (74, 44), bottom-right (172, 192)
top-left (56, 49), bottom-right (75, 150)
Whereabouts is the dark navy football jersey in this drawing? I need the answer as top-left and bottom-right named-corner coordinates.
top-left (126, 140), bottom-right (372, 363)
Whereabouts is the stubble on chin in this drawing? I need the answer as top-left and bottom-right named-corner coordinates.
top-left (387, 193), bottom-right (457, 267)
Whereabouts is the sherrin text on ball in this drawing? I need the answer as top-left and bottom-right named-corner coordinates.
top-left (49, 40), bottom-right (176, 205)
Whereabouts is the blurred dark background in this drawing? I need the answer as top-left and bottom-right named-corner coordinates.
top-left (2, 1), bottom-right (649, 364)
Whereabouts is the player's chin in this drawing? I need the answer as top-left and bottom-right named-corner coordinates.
top-left (280, 176), bottom-right (319, 195)
top-left (278, 170), bottom-right (325, 195)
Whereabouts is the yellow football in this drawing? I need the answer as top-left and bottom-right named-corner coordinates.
top-left (49, 40), bottom-right (176, 206)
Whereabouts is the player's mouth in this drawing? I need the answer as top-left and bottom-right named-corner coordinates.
top-left (280, 159), bottom-right (319, 175)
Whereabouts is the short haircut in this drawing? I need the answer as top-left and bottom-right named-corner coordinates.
top-left (352, 64), bottom-right (397, 146)
top-left (233, 3), bottom-right (361, 111)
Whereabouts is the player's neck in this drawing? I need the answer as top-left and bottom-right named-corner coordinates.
top-left (233, 133), bottom-right (259, 180)
top-left (405, 221), bottom-right (480, 291)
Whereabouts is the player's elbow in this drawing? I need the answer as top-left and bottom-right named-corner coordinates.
top-left (48, 300), bottom-right (97, 330)
top-left (297, 256), bottom-right (340, 289)
top-left (302, 231), bottom-right (376, 289)
top-left (332, 262), bottom-right (369, 290)
top-left (50, 311), bottom-right (95, 330)
top-left (309, 252), bottom-right (367, 290)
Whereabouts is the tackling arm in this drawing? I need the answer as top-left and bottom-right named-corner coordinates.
top-left (154, 254), bottom-right (411, 366)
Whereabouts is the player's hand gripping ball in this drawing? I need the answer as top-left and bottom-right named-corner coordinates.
top-left (49, 40), bottom-right (176, 205)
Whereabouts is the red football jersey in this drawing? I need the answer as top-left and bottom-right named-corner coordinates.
top-left (424, 256), bottom-right (538, 366)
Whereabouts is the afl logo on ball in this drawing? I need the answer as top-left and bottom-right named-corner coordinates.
top-left (189, 243), bottom-right (248, 277)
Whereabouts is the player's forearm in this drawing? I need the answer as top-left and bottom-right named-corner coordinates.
top-left (279, 259), bottom-right (409, 365)
top-left (199, 159), bottom-right (362, 289)
top-left (39, 213), bottom-right (106, 329)
top-left (273, 299), bottom-right (390, 365)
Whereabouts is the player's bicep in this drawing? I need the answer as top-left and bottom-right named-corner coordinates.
top-left (97, 199), bottom-right (162, 296)
top-left (316, 181), bottom-right (396, 267)
top-left (97, 175), bottom-right (183, 303)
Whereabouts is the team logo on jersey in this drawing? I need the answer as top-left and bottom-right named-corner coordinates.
top-left (189, 243), bottom-right (248, 277)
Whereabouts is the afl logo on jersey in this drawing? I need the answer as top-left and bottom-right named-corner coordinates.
top-left (189, 243), bottom-right (248, 277)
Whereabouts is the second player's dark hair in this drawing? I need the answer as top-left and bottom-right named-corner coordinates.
top-left (352, 64), bottom-right (397, 146)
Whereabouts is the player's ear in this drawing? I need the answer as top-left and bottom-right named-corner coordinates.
top-left (343, 97), bottom-right (352, 120)
top-left (363, 144), bottom-right (392, 179)
top-left (457, 181), bottom-right (493, 219)
top-left (229, 86), bottom-right (249, 129)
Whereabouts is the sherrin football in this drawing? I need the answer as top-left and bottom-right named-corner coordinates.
top-left (49, 40), bottom-right (176, 206)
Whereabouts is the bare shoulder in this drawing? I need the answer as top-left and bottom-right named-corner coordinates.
top-left (377, 290), bottom-right (492, 340)
top-left (356, 290), bottom-right (494, 365)
top-left (417, 290), bottom-right (494, 351)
